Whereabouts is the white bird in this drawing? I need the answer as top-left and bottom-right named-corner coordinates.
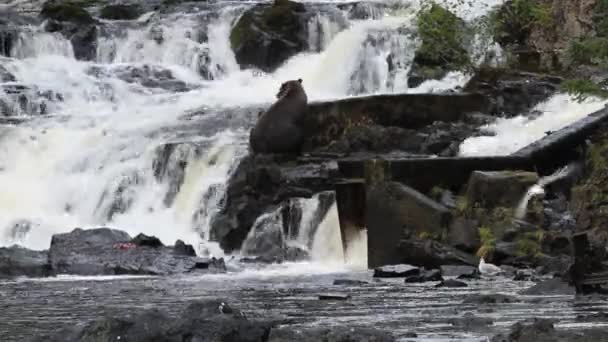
top-left (479, 257), bottom-right (501, 275)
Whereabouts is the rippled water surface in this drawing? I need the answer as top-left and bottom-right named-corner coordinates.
top-left (2, 264), bottom-right (608, 342)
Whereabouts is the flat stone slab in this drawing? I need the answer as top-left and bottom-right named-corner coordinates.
top-left (373, 264), bottom-right (420, 278)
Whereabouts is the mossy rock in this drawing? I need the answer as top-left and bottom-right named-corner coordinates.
top-left (40, 1), bottom-right (95, 24)
top-left (100, 5), bottom-right (142, 21)
top-left (571, 127), bottom-right (608, 231)
top-left (465, 170), bottom-right (539, 210)
top-left (408, 3), bottom-right (470, 87)
top-left (229, 0), bottom-right (308, 72)
top-left (492, 0), bottom-right (553, 47)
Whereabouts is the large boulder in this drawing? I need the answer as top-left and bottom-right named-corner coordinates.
top-left (48, 228), bottom-right (226, 276)
top-left (99, 5), bottom-right (142, 20)
top-left (40, 1), bottom-right (94, 24)
top-left (210, 154), bottom-right (337, 253)
top-left (408, 4), bottom-right (470, 88)
top-left (398, 238), bottom-right (478, 268)
top-left (40, 1), bottom-right (98, 61)
top-left (366, 181), bottom-right (452, 267)
top-left (462, 68), bottom-right (560, 117)
top-left (466, 170), bottom-right (539, 209)
top-left (0, 246), bottom-right (51, 278)
top-left (447, 217), bottom-right (481, 253)
top-left (229, 0), bottom-right (309, 72)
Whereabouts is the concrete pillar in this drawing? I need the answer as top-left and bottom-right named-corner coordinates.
top-left (335, 180), bottom-right (366, 261)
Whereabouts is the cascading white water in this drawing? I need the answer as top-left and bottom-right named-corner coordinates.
top-left (459, 94), bottom-right (608, 156)
top-left (0, 0), bottom-right (527, 264)
top-left (514, 165), bottom-right (574, 220)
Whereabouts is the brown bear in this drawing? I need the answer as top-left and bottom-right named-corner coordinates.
top-left (249, 78), bottom-right (308, 154)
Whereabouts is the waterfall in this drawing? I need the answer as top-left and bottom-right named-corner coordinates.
top-left (514, 165), bottom-right (575, 220)
top-left (0, 0), bottom-right (520, 260)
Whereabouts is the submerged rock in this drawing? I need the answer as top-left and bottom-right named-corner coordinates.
top-left (463, 294), bottom-right (517, 304)
top-left (373, 264), bottom-right (420, 278)
top-left (333, 279), bottom-right (369, 286)
top-left (398, 238), bottom-right (478, 269)
top-left (0, 246), bottom-right (51, 278)
top-left (48, 228), bottom-right (225, 276)
top-left (318, 293), bottom-right (351, 300)
top-left (268, 326), bottom-right (395, 342)
top-left (520, 278), bottom-right (575, 296)
top-left (435, 279), bottom-right (468, 288)
top-left (491, 318), bottom-right (608, 342)
top-left (405, 269), bottom-right (443, 283)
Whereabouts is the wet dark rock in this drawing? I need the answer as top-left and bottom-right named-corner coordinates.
top-left (441, 265), bottom-right (477, 277)
top-left (405, 269), bottom-right (443, 283)
top-left (466, 170), bottom-right (539, 209)
top-left (463, 68), bottom-right (560, 116)
top-left (456, 269), bottom-right (482, 280)
top-left (463, 294), bottom-right (517, 304)
top-left (4, 219), bottom-right (34, 241)
top-left (491, 318), bottom-right (608, 342)
top-left (42, 19), bottom-right (98, 61)
top-left (318, 293), bottom-right (351, 300)
top-left (131, 233), bottom-right (163, 248)
top-left (174, 239), bottom-right (196, 257)
top-left (521, 278), bottom-right (576, 296)
top-left (40, 1), bottom-right (95, 25)
top-left (435, 279), bottom-right (467, 288)
top-left (35, 300), bottom-right (270, 342)
top-left (373, 264), bottom-right (420, 278)
top-left (449, 312), bottom-right (493, 329)
top-left (0, 26), bottom-right (18, 57)
top-left (210, 154), bottom-right (336, 253)
top-left (0, 64), bottom-right (15, 82)
top-left (333, 279), bottom-right (369, 286)
top-left (268, 326), bottom-right (395, 342)
top-left (229, 0), bottom-right (310, 72)
top-left (398, 238), bottom-right (478, 269)
top-left (513, 270), bottom-right (539, 282)
top-left (87, 64), bottom-right (195, 92)
top-left (448, 217), bottom-right (481, 253)
top-left (100, 5), bottom-right (142, 20)
top-left (0, 245), bottom-right (51, 278)
top-left (48, 228), bottom-right (225, 276)
top-left (0, 84), bottom-right (62, 116)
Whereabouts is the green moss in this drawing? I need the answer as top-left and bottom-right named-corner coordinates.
top-left (492, 0), bottom-right (553, 46)
top-left (415, 3), bottom-right (470, 69)
top-left (516, 231), bottom-right (542, 258)
top-left (40, 1), bottom-right (94, 24)
top-left (561, 79), bottom-right (608, 102)
top-left (476, 226), bottom-right (496, 257)
top-left (568, 37), bottom-right (608, 67)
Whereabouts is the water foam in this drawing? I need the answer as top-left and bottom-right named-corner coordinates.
top-left (459, 94), bottom-right (608, 157)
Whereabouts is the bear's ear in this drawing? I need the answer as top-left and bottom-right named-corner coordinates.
top-left (297, 78), bottom-right (302, 83)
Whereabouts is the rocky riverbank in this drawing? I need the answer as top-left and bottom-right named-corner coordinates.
top-left (1, 228), bottom-right (226, 278)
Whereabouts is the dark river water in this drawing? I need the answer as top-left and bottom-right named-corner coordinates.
top-left (2, 262), bottom-right (608, 342)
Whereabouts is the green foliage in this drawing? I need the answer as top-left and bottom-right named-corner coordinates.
top-left (416, 3), bottom-right (470, 69)
top-left (561, 79), bottom-right (608, 102)
top-left (516, 232), bottom-right (542, 258)
top-left (568, 37), bottom-right (608, 67)
top-left (595, 0), bottom-right (608, 37)
top-left (492, 0), bottom-right (553, 46)
top-left (476, 226), bottom-right (496, 257)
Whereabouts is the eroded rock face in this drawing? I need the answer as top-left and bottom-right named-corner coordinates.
top-left (0, 246), bottom-right (51, 278)
top-left (229, 0), bottom-right (310, 72)
top-left (48, 228), bottom-right (226, 276)
top-left (466, 170), bottom-right (539, 209)
top-left (210, 154), bottom-right (337, 253)
top-left (99, 5), bottom-right (142, 20)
